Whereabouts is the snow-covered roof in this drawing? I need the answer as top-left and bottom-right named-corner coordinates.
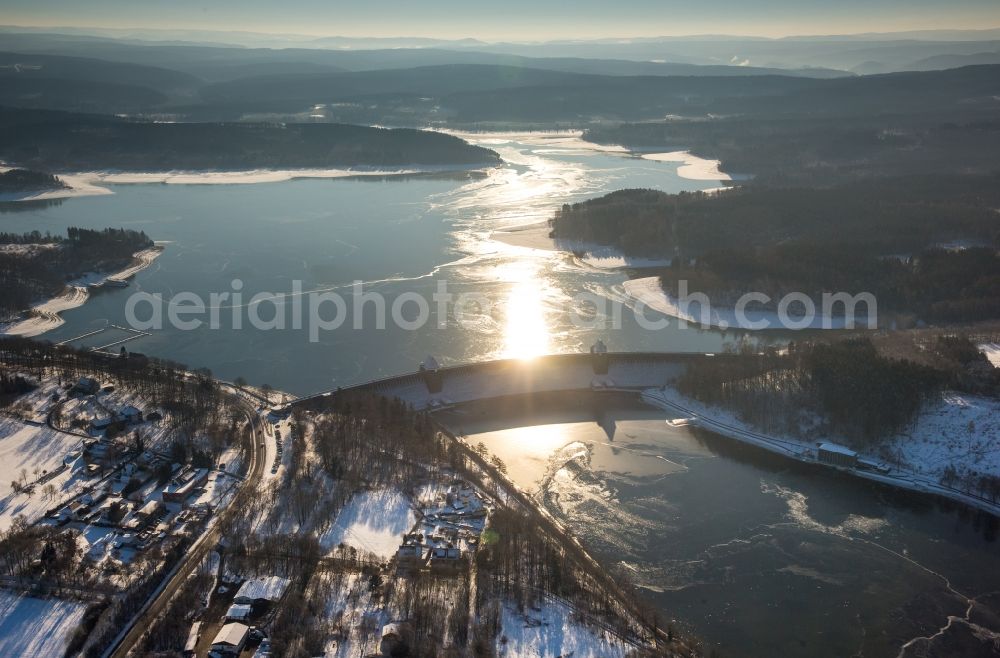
top-left (184, 621), bottom-right (201, 652)
top-left (137, 500), bottom-right (163, 516)
top-left (120, 405), bottom-right (142, 416)
top-left (381, 622), bottom-right (404, 638)
top-left (234, 575), bottom-right (291, 603)
top-left (817, 442), bottom-right (857, 457)
top-left (225, 603), bottom-right (252, 619)
top-left (212, 622), bottom-right (248, 647)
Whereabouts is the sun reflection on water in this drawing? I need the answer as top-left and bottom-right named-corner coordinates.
top-left (498, 261), bottom-right (552, 360)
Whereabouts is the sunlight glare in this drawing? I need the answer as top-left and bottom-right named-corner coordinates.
top-left (499, 262), bottom-right (552, 360)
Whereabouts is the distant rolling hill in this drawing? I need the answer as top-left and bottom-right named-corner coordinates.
top-left (441, 64), bottom-right (1000, 123)
top-left (0, 51), bottom-right (201, 112)
top-left (904, 51), bottom-right (1000, 71)
top-left (0, 78), bottom-right (167, 113)
top-left (0, 106), bottom-right (501, 171)
top-left (0, 51), bottom-right (202, 91)
top-left (197, 63), bottom-right (821, 113)
top-left (0, 30), bottom-right (847, 79)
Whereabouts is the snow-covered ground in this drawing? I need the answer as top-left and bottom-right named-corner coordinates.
top-left (643, 386), bottom-right (1000, 514)
top-left (497, 601), bottom-right (630, 658)
top-left (560, 242), bottom-right (672, 270)
top-left (886, 393), bottom-right (1000, 482)
top-left (0, 417), bottom-right (87, 530)
top-left (0, 590), bottom-right (88, 657)
top-left (413, 478), bottom-right (491, 555)
top-left (0, 419), bottom-right (79, 496)
top-left (488, 224), bottom-right (672, 271)
top-left (638, 150), bottom-right (731, 181)
top-left (1, 165), bottom-right (495, 202)
top-left (318, 488), bottom-right (415, 559)
top-left (0, 170), bottom-right (113, 203)
top-left (319, 572), bottom-right (379, 658)
top-left (979, 343), bottom-right (1000, 368)
top-left (1, 286), bottom-right (88, 337)
top-left (61, 165), bottom-right (487, 190)
top-left (261, 416), bottom-right (293, 483)
top-left (623, 276), bottom-right (856, 330)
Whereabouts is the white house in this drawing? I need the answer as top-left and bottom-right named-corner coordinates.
top-left (210, 622), bottom-right (249, 655)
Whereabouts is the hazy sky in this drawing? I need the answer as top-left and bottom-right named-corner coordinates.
top-left (3, 0), bottom-right (999, 40)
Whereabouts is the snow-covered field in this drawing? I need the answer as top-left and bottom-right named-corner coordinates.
top-left (886, 393), bottom-right (1000, 482)
top-left (318, 488), bottom-right (415, 559)
top-left (0, 590), bottom-right (88, 657)
top-left (0, 419), bottom-right (78, 496)
top-left (497, 601), bottom-right (630, 658)
top-left (0, 418), bottom-right (85, 530)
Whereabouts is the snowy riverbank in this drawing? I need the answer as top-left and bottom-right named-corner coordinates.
top-left (0, 165), bottom-right (492, 202)
top-left (1, 246), bottom-right (163, 338)
top-left (489, 225), bottom-right (674, 270)
top-left (0, 170), bottom-right (113, 202)
top-left (623, 275), bottom-right (852, 330)
top-left (638, 150), bottom-right (733, 181)
top-left (642, 387), bottom-right (1000, 517)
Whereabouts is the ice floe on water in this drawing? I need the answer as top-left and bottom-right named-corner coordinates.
top-left (539, 441), bottom-right (664, 556)
top-left (760, 480), bottom-right (888, 537)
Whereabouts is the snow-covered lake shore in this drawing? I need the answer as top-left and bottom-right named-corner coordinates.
top-left (0, 164), bottom-right (492, 202)
top-left (623, 275), bottom-right (853, 330)
top-left (0, 172), bottom-right (114, 202)
top-left (491, 224), bottom-right (674, 270)
top-left (638, 150), bottom-right (733, 181)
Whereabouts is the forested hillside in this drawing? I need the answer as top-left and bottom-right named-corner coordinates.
top-left (675, 337), bottom-right (990, 442)
top-left (0, 107), bottom-right (501, 171)
top-left (0, 168), bottom-right (66, 194)
top-left (585, 110), bottom-right (1000, 185)
top-left (0, 227), bottom-right (152, 318)
top-left (549, 176), bottom-right (1000, 255)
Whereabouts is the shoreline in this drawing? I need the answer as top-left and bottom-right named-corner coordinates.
top-left (623, 275), bottom-right (850, 330)
top-left (0, 164), bottom-right (494, 202)
top-left (491, 224), bottom-right (675, 270)
top-left (637, 150), bottom-right (733, 181)
top-left (641, 388), bottom-right (1000, 518)
top-left (1, 246), bottom-right (163, 338)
